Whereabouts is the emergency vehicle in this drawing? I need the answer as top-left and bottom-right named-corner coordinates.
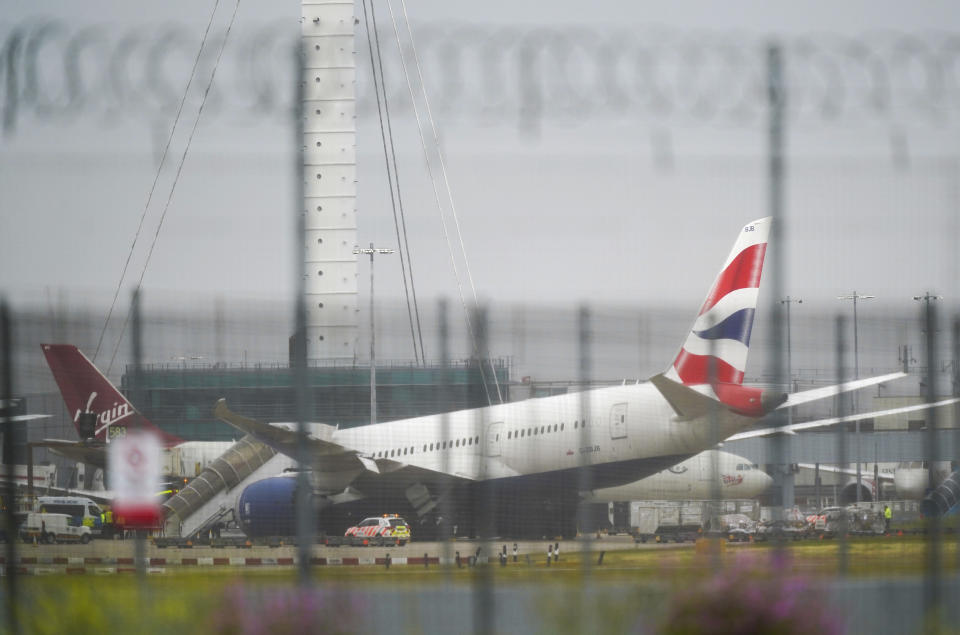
top-left (36, 496), bottom-right (104, 535)
top-left (344, 514), bottom-right (410, 546)
top-left (20, 512), bottom-right (93, 544)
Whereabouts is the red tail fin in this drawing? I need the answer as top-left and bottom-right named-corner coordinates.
top-left (41, 344), bottom-right (182, 446)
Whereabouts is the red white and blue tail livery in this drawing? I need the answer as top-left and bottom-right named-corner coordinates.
top-left (666, 217), bottom-right (770, 386)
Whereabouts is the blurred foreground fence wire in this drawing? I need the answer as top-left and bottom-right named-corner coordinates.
top-left (4, 22), bottom-right (960, 132)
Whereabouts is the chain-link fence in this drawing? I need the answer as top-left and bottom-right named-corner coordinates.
top-left (2, 14), bottom-right (960, 635)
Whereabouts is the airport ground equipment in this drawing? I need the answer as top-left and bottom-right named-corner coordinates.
top-left (920, 469), bottom-right (960, 517)
top-left (161, 434), bottom-right (282, 537)
top-left (19, 512), bottom-right (92, 544)
top-left (629, 500), bottom-right (760, 543)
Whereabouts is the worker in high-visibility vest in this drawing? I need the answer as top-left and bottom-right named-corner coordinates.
top-left (104, 508), bottom-right (114, 538)
top-left (883, 505), bottom-right (892, 533)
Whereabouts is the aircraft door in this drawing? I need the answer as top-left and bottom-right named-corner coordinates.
top-left (697, 453), bottom-right (713, 483)
top-left (609, 403), bottom-right (628, 440)
top-left (485, 422), bottom-right (504, 457)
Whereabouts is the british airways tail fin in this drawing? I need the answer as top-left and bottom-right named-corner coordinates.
top-left (666, 217), bottom-right (771, 386)
top-left (41, 344), bottom-right (182, 446)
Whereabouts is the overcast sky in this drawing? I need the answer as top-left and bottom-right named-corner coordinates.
top-left (2, 0), bottom-right (959, 330)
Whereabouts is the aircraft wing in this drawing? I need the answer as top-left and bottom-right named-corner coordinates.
top-left (214, 399), bottom-right (351, 459)
top-left (213, 399), bottom-right (477, 497)
top-left (796, 463), bottom-right (894, 481)
top-left (776, 372), bottom-right (906, 409)
top-left (726, 398), bottom-right (960, 441)
top-left (0, 414), bottom-right (52, 423)
top-left (31, 439), bottom-right (107, 469)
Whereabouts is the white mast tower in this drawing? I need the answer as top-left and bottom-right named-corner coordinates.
top-left (302, 0), bottom-right (359, 360)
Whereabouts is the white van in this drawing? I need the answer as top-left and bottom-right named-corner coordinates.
top-left (20, 512), bottom-right (93, 544)
top-left (36, 497), bottom-right (104, 535)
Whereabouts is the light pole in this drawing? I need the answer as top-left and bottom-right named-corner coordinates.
top-left (780, 296), bottom-right (802, 405)
top-left (914, 292), bottom-right (944, 440)
top-left (837, 291), bottom-right (875, 504)
top-left (355, 243), bottom-right (395, 426)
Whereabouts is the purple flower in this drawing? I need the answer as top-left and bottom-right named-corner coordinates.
top-left (662, 557), bottom-right (843, 635)
top-left (209, 584), bottom-right (365, 635)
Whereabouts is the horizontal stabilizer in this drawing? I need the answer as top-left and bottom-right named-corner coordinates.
top-left (0, 414), bottom-right (51, 424)
top-left (33, 439), bottom-right (107, 469)
top-left (649, 374), bottom-right (717, 419)
top-left (727, 397), bottom-right (960, 441)
top-left (776, 372), bottom-right (907, 410)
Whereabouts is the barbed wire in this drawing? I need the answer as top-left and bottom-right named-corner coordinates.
top-left (2, 20), bottom-right (960, 134)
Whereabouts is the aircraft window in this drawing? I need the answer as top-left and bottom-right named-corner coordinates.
top-left (574, 421), bottom-right (578, 429)
top-left (508, 431), bottom-right (512, 439)
top-left (468, 438), bottom-right (472, 446)
top-left (554, 424), bottom-right (558, 432)
top-left (423, 445), bottom-right (427, 452)
top-left (404, 448), bottom-right (408, 455)
top-left (560, 423), bottom-right (564, 431)
top-left (390, 449), bottom-right (394, 457)
top-left (456, 440), bottom-right (460, 447)
top-left (520, 430), bottom-right (524, 438)
top-left (620, 415), bottom-right (625, 423)
top-left (496, 434), bottom-right (499, 441)
top-left (475, 436), bottom-right (479, 444)
top-left (410, 447), bottom-right (414, 454)
top-left (736, 464), bottom-right (743, 470)
top-left (540, 426), bottom-right (545, 434)
top-left (528, 428), bottom-right (532, 436)
top-left (752, 464), bottom-right (759, 469)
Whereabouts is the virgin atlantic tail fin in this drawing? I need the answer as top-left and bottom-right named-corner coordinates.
top-left (41, 344), bottom-right (182, 446)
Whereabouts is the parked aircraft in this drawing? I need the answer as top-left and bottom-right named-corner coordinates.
top-left (798, 458), bottom-right (957, 503)
top-left (39, 344), bottom-right (236, 479)
top-left (212, 217), bottom-right (907, 538)
top-left (583, 450), bottom-right (773, 503)
top-left (40, 218), bottom-right (915, 537)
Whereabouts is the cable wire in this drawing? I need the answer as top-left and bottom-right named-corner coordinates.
top-left (369, 0), bottom-right (426, 366)
top-left (106, 0), bottom-right (242, 375)
top-left (360, 0), bottom-right (424, 365)
top-left (386, 0), bottom-right (503, 403)
top-left (92, 0), bottom-right (223, 363)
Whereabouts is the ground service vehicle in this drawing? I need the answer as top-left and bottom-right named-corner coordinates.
top-left (20, 512), bottom-right (92, 544)
top-left (36, 496), bottom-right (104, 535)
top-left (344, 515), bottom-right (410, 546)
top-left (631, 500), bottom-right (761, 543)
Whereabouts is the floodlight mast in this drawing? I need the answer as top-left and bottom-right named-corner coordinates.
top-left (354, 243), bottom-right (395, 426)
top-left (914, 293), bottom-right (944, 473)
top-left (780, 296), bottom-right (802, 422)
top-left (837, 291), bottom-right (875, 504)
